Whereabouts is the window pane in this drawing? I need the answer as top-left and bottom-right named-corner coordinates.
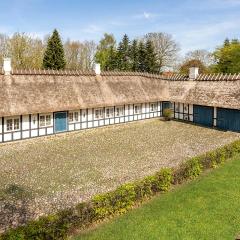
top-left (74, 112), bottom-right (79, 122)
top-left (95, 110), bottom-right (99, 119)
top-left (14, 118), bottom-right (20, 130)
top-left (7, 119), bottom-right (13, 131)
top-left (46, 115), bottom-right (51, 126)
top-left (69, 113), bottom-right (73, 122)
top-left (106, 109), bottom-right (110, 118)
top-left (39, 116), bottom-right (45, 127)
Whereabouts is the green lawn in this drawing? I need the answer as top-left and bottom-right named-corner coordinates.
top-left (73, 154), bottom-right (240, 240)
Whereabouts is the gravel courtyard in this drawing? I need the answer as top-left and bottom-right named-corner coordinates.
top-left (0, 119), bottom-right (239, 231)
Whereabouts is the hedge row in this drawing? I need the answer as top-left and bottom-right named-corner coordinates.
top-left (1, 140), bottom-right (240, 240)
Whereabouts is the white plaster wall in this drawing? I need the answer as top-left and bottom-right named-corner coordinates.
top-left (88, 109), bottom-right (93, 121)
top-left (13, 132), bottom-right (21, 140)
top-left (22, 115), bottom-right (30, 130)
top-left (31, 114), bottom-right (38, 129)
top-left (0, 118), bottom-right (2, 134)
top-left (4, 133), bottom-right (12, 141)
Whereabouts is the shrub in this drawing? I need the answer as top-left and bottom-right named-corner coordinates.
top-left (173, 157), bottom-right (202, 184)
top-left (163, 108), bottom-right (173, 121)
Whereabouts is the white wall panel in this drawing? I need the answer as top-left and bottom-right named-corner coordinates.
top-left (31, 114), bottom-right (38, 129)
top-left (22, 131), bottom-right (30, 139)
top-left (0, 118), bottom-right (2, 133)
top-left (13, 132), bottom-right (21, 140)
top-left (4, 133), bottom-right (12, 141)
top-left (22, 115), bottom-right (30, 130)
top-left (39, 128), bottom-right (46, 136)
top-left (69, 124), bottom-right (74, 131)
top-left (31, 129), bottom-right (38, 137)
top-left (47, 127), bottom-right (53, 134)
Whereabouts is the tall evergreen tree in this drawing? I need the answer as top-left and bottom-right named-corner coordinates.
top-left (42, 29), bottom-right (66, 70)
top-left (129, 39), bottom-right (139, 71)
top-left (145, 40), bottom-right (158, 73)
top-left (137, 41), bottom-right (147, 72)
top-left (117, 34), bottom-right (131, 70)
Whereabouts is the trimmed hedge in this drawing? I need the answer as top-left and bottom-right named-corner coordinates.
top-left (1, 140), bottom-right (240, 240)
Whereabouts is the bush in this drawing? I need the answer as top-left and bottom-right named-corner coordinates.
top-left (1, 140), bottom-right (240, 240)
top-left (173, 157), bottom-right (202, 184)
top-left (163, 108), bottom-right (173, 121)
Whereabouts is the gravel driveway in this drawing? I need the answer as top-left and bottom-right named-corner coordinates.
top-left (0, 119), bottom-right (239, 231)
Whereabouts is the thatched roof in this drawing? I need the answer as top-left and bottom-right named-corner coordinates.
top-left (0, 70), bottom-right (239, 117)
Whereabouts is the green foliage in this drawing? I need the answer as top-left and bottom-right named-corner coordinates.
top-left (212, 38), bottom-right (240, 73)
top-left (42, 29), bottom-right (66, 70)
top-left (116, 34), bottom-right (131, 71)
top-left (137, 41), bottom-right (147, 72)
top-left (180, 59), bottom-right (208, 74)
top-left (2, 140), bottom-right (240, 240)
top-left (95, 33), bottom-right (116, 71)
top-left (163, 108), bottom-right (173, 121)
top-left (144, 40), bottom-right (159, 73)
top-left (174, 157), bottom-right (203, 184)
top-left (129, 39), bottom-right (139, 71)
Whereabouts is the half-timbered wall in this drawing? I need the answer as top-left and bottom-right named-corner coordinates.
top-left (0, 102), bottom-right (162, 143)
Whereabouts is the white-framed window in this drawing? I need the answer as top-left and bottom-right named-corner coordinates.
top-left (150, 103), bottom-right (158, 112)
top-left (134, 105), bottom-right (142, 114)
top-left (5, 117), bottom-right (20, 132)
top-left (39, 114), bottom-right (52, 127)
top-left (95, 108), bottom-right (104, 119)
top-left (105, 107), bottom-right (114, 118)
top-left (69, 111), bottom-right (79, 123)
top-left (115, 106), bottom-right (124, 117)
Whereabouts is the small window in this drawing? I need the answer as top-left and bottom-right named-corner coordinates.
top-left (69, 111), bottom-right (79, 123)
top-left (95, 108), bottom-right (104, 119)
top-left (134, 105), bottom-right (142, 114)
top-left (6, 117), bottom-right (20, 132)
top-left (150, 103), bottom-right (157, 112)
top-left (105, 108), bottom-right (114, 118)
top-left (39, 114), bottom-right (52, 127)
top-left (68, 112), bottom-right (74, 122)
top-left (115, 106), bottom-right (124, 117)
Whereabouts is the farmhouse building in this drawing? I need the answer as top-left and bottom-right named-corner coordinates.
top-left (0, 58), bottom-right (239, 142)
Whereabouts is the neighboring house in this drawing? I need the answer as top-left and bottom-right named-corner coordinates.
top-left (0, 58), bottom-right (239, 143)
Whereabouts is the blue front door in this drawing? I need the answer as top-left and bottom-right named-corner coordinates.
top-left (54, 112), bottom-right (67, 133)
top-left (193, 105), bottom-right (213, 127)
top-left (217, 108), bottom-right (240, 132)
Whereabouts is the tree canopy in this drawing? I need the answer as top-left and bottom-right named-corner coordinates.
top-left (212, 38), bottom-right (240, 73)
top-left (180, 59), bottom-right (207, 75)
top-left (95, 33), bottom-right (116, 70)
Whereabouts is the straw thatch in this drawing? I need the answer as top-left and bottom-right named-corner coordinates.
top-left (0, 71), bottom-right (239, 117)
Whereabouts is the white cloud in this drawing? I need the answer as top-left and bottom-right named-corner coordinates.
top-left (133, 12), bottom-right (158, 20)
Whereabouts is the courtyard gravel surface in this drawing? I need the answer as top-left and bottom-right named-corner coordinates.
top-left (0, 119), bottom-right (239, 231)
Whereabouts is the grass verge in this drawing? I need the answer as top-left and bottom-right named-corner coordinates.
top-left (74, 154), bottom-right (240, 240)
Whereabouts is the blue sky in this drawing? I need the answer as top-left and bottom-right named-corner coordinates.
top-left (0, 0), bottom-right (239, 54)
